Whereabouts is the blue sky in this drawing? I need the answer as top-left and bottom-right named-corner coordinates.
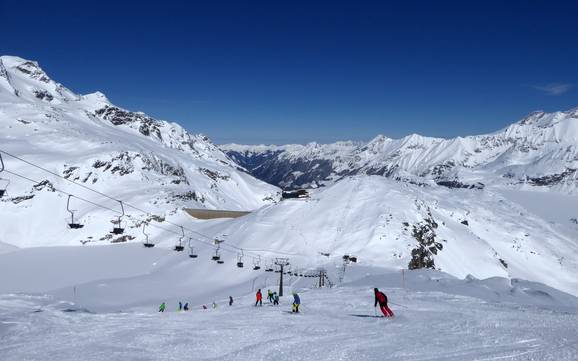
top-left (1, 0), bottom-right (577, 144)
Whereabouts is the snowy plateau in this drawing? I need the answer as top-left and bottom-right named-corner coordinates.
top-left (1, 56), bottom-right (578, 361)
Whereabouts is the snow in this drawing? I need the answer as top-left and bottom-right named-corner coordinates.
top-left (0, 55), bottom-right (279, 248)
top-left (1, 268), bottom-right (577, 361)
top-left (190, 176), bottom-right (578, 297)
top-left (2, 55), bottom-right (578, 359)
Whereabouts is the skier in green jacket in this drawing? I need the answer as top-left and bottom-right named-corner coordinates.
top-left (159, 302), bottom-right (166, 312)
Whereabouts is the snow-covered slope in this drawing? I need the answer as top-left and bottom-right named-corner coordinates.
top-left (191, 176), bottom-right (578, 297)
top-left (1, 263), bottom-right (577, 361)
top-left (222, 109), bottom-right (578, 192)
top-left (0, 55), bottom-right (279, 248)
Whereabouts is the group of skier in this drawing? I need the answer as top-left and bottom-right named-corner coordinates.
top-left (255, 289), bottom-right (280, 306)
top-left (158, 287), bottom-right (393, 318)
top-left (159, 296), bottom-right (235, 312)
top-left (255, 289), bottom-right (300, 312)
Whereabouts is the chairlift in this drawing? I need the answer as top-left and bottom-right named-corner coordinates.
top-left (212, 243), bottom-right (222, 261)
top-left (236, 252), bottom-right (244, 268)
top-left (66, 195), bottom-right (84, 229)
top-left (0, 178), bottom-right (9, 198)
top-left (265, 264), bottom-right (274, 272)
top-left (0, 153), bottom-right (7, 198)
top-left (174, 226), bottom-right (185, 252)
top-left (252, 256), bottom-right (261, 271)
top-left (187, 238), bottom-right (198, 258)
top-left (142, 223), bottom-right (155, 248)
top-left (111, 200), bottom-right (125, 235)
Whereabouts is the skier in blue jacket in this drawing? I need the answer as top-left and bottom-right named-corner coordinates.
top-left (292, 292), bottom-right (301, 313)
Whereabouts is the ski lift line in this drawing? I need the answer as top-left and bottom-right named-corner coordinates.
top-left (1, 154), bottom-right (307, 265)
top-left (0, 149), bottom-right (222, 242)
top-left (0, 150), bottom-right (298, 257)
top-left (4, 170), bottom-right (280, 257)
top-left (5, 173), bottom-right (302, 270)
top-left (4, 170), bottom-right (249, 255)
top-left (4, 170), bottom-right (228, 253)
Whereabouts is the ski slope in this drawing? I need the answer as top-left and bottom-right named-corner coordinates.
top-left (1, 270), bottom-right (577, 361)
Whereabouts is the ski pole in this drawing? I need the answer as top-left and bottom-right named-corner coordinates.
top-left (389, 301), bottom-right (408, 309)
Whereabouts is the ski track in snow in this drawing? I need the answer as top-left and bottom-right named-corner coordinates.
top-left (1, 286), bottom-right (577, 361)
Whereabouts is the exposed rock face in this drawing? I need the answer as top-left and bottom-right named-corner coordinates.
top-left (408, 211), bottom-right (444, 270)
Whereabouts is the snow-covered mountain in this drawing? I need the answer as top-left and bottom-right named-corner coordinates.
top-left (0, 55), bottom-right (279, 247)
top-left (2, 55), bottom-right (578, 300)
top-left (192, 176), bottom-right (578, 297)
top-left (222, 109), bottom-right (578, 192)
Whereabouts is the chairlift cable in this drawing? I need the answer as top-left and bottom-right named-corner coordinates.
top-left (0, 151), bottom-right (311, 267)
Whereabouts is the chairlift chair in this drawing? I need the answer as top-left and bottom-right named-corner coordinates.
top-left (174, 226), bottom-right (185, 252)
top-left (66, 195), bottom-right (84, 229)
top-left (142, 223), bottom-right (155, 248)
top-left (212, 244), bottom-right (222, 261)
top-left (236, 252), bottom-right (244, 268)
top-left (0, 179), bottom-right (8, 198)
top-left (265, 264), bottom-right (274, 272)
top-left (188, 238), bottom-right (198, 258)
top-left (252, 256), bottom-right (261, 270)
top-left (0, 154), bottom-right (7, 198)
top-left (111, 201), bottom-right (125, 235)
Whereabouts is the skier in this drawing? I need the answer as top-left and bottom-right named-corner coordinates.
top-left (255, 289), bottom-right (263, 306)
top-left (229, 296), bottom-right (234, 306)
top-left (202, 305), bottom-right (208, 310)
top-left (374, 288), bottom-right (394, 317)
top-left (292, 292), bottom-right (301, 313)
top-left (183, 303), bottom-right (189, 311)
top-left (273, 292), bottom-right (279, 306)
top-left (212, 301), bottom-right (217, 309)
top-left (159, 302), bottom-right (166, 312)
top-left (267, 289), bottom-right (273, 303)
top-left (178, 302), bottom-right (183, 311)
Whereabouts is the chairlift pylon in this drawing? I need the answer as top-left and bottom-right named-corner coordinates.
top-left (66, 195), bottom-right (84, 229)
top-left (111, 200), bottom-right (125, 235)
top-left (0, 154), bottom-right (8, 198)
top-left (174, 226), bottom-right (185, 252)
top-left (142, 223), bottom-right (155, 248)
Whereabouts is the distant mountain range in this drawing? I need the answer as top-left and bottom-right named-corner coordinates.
top-left (222, 109), bottom-right (578, 193)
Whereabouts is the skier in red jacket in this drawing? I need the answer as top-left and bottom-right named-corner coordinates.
top-left (255, 289), bottom-right (263, 306)
top-left (374, 288), bottom-right (394, 317)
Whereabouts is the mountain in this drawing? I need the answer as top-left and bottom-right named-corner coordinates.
top-left (193, 175), bottom-right (578, 297)
top-left (221, 109), bottom-right (578, 192)
top-left (0, 55), bottom-right (279, 248)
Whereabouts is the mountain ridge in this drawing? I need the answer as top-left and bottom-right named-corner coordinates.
top-left (221, 108), bottom-right (578, 191)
